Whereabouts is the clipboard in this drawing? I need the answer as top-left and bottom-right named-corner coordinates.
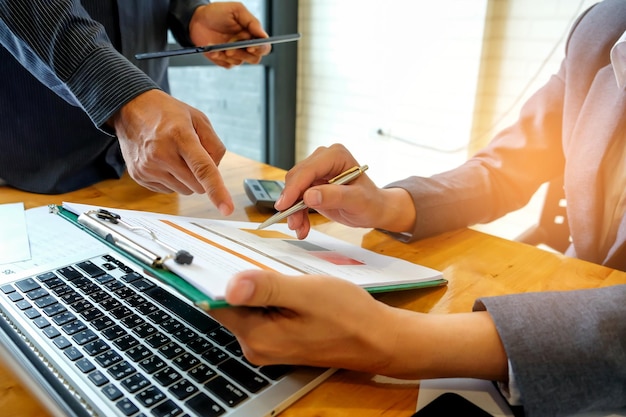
top-left (54, 204), bottom-right (447, 311)
top-left (53, 205), bottom-right (230, 310)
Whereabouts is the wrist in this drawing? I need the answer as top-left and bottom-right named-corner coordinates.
top-left (376, 188), bottom-right (416, 233)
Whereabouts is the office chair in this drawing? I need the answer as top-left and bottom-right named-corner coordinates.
top-left (515, 175), bottom-right (571, 253)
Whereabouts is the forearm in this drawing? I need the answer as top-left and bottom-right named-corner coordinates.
top-left (381, 309), bottom-right (508, 381)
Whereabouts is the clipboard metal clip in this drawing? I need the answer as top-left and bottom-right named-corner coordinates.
top-left (78, 209), bottom-right (193, 267)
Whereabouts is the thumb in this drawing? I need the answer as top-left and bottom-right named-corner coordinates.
top-left (225, 270), bottom-right (286, 307)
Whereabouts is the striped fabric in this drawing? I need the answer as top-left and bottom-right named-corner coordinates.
top-left (0, 0), bottom-right (207, 193)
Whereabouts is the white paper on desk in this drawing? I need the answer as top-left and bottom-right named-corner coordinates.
top-left (0, 202), bottom-right (30, 264)
top-left (0, 206), bottom-right (108, 284)
top-left (63, 202), bottom-right (443, 300)
top-left (417, 378), bottom-right (626, 417)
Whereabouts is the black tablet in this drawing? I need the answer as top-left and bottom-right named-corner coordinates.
top-left (135, 33), bottom-right (301, 60)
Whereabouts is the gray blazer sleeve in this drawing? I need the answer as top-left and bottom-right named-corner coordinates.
top-left (474, 285), bottom-right (626, 417)
top-left (0, 0), bottom-right (158, 127)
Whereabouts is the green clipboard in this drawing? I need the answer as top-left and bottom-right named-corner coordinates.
top-left (54, 205), bottom-right (229, 310)
top-left (55, 205), bottom-right (447, 310)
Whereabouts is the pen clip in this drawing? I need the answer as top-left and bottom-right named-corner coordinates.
top-left (329, 165), bottom-right (360, 184)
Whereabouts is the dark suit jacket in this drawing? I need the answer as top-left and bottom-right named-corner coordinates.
top-left (0, 0), bottom-right (206, 194)
top-left (387, 0), bottom-right (626, 415)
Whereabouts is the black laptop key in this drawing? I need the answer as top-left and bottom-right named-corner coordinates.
top-left (88, 370), bottom-right (109, 387)
top-left (144, 286), bottom-right (219, 333)
top-left (95, 350), bottom-right (123, 368)
top-left (36, 271), bottom-right (57, 282)
top-left (108, 360), bottom-right (136, 380)
top-left (42, 277), bottom-right (64, 289)
top-left (72, 329), bottom-right (98, 345)
top-left (52, 311), bottom-right (76, 326)
top-left (152, 399), bottom-right (184, 417)
top-left (76, 260), bottom-right (105, 278)
top-left (102, 324), bottom-right (127, 341)
top-left (8, 292), bottom-right (23, 302)
top-left (136, 385), bottom-right (166, 407)
top-left (116, 398), bottom-right (140, 416)
top-left (139, 354), bottom-right (167, 374)
top-left (126, 344), bottom-right (152, 362)
top-left (91, 316), bottom-right (115, 331)
top-left (0, 284), bottom-right (15, 294)
top-left (259, 364), bottom-right (293, 380)
top-left (168, 378), bottom-right (198, 400)
top-left (43, 303), bottom-right (66, 317)
top-left (75, 357), bottom-right (96, 373)
top-left (25, 287), bottom-right (48, 300)
top-left (42, 326), bottom-right (61, 339)
top-left (133, 322), bottom-right (157, 339)
top-left (53, 336), bottom-right (72, 349)
top-left (121, 373), bottom-right (151, 393)
top-left (81, 307), bottom-right (103, 322)
top-left (64, 346), bottom-right (84, 361)
top-left (207, 326), bottom-right (235, 346)
top-left (218, 358), bottom-right (269, 393)
top-left (15, 277), bottom-right (41, 293)
top-left (102, 383), bottom-right (124, 401)
top-left (32, 316), bottom-right (49, 328)
top-left (188, 363), bottom-right (217, 384)
top-left (83, 339), bottom-right (110, 356)
top-left (57, 266), bottom-right (83, 281)
top-left (202, 347), bottom-right (228, 366)
top-left (153, 366), bottom-right (182, 387)
top-left (35, 295), bottom-right (58, 309)
top-left (204, 375), bottom-right (248, 407)
top-left (187, 337), bottom-right (213, 355)
top-left (130, 278), bottom-right (155, 292)
top-left (120, 272), bottom-right (143, 283)
top-left (24, 308), bottom-right (41, 320)
top-left (172, 352), bottom-right (200, 371)
top-left (185, 392), bottom-right (225, 417)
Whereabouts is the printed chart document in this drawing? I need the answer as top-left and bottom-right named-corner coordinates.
top-left (62, 202), bottom-right (445, 304)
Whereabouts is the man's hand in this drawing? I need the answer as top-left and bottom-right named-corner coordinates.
top-left (109, 89), bottom-right (234, 215)
top-left (189, 2), bottom-right (271, 68)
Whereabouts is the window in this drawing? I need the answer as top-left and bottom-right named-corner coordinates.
top-left (168, 0), bottom-right (298, 169)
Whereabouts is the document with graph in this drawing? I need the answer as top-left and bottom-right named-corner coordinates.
top-left (61, 202), bottom-right (446, 309)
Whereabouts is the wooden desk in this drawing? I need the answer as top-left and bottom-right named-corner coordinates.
top-left (1, 152), bottom-right (625, 417)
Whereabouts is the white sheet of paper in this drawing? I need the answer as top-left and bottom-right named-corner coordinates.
top-left (0, 206), bottom-right (108, 284)
top-left (0, 202), bottom-right (30, 265)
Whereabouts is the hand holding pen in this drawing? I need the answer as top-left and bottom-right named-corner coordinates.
top-left (257, 165), bottom-right (369, 230)
top-left (259, 144), bottom-right (418, 240)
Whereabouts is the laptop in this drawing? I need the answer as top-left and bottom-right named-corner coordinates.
top-left (0, 206), bottom-right (335, 417)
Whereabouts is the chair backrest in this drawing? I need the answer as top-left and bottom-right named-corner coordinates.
top-left (515, 176), bottom-right (571, 253)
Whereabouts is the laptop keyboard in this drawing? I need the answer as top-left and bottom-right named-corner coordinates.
top-left (0, 254), bottom-right (292, 417)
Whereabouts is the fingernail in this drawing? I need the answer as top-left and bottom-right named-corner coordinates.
top-left (233, 278), bottom-right (255, 303)
top-left (218, 203), bottom-right (231, 216)
top-left (306, 189), bottom-right (322, 206)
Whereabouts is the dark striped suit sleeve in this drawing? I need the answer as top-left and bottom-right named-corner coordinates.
top-left (0, 0), bottom-right (158, 127)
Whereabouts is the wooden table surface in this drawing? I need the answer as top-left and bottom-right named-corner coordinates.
top-left (1, 152), bottom-right (625, 417)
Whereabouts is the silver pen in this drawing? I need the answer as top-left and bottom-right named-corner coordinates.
top-left (257, 164), bottom-right (369, 230)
